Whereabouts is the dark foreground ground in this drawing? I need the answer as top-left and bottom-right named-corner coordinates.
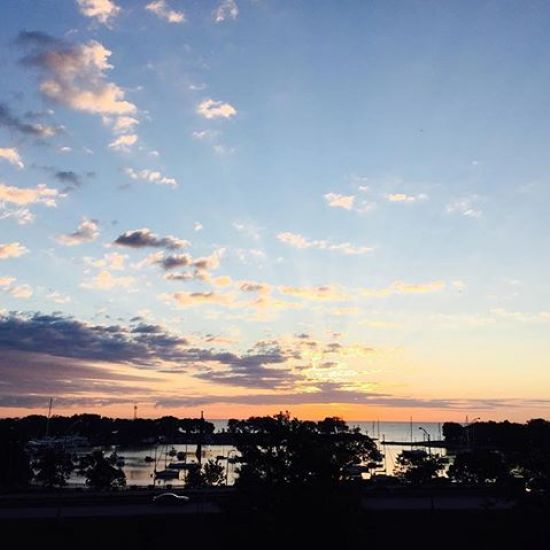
top-left (2, 491), bottom-right (550, 550)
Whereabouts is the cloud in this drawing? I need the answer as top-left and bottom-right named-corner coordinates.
top-left (0, 276), bottom-right (15, 287)
top-left (109, 134), bottom-right (138, 150)
top-left (111, 115), bottom-right (139, 133)
top-left (168, 291), bottom-right (235, 307)
top-left (0, 103), bottom-right (60, 138)
top-left (238, 281), bottom-right (271, 294)
top-left (196, 98), bottom-right (237, 119)
top-left (277, 231), bottom-right (373, 255)
top-left (124, 167), bottom-right (177, 187)
top-left (146, 0), bottom-right (185, 23)
top-left (56, 217), bottom-right (99, 246)
top-left (194, 222), bottom-right (203, 232)
top-left (0, 242), bottom-right (28, 259)
top-left (213, 0), bottom-right (239, 22)
top-left (114, 228), bottom-right (188, 250)
top-left (76, 0), bottom-right (121, 24)
top-left (0, 147), bottom-right (24, 168)
top-left (192, 130), bottom-right (219, 141)
top-left (280, 285), bottom-right (349, 302)
top-left (46, 291), bottom-right (71, 304)
top-left (81, 270), bottom-right (135, 290)
top-left (446, 197), bottom-right (482, 218)
top-left (7, 284), bottom-right (33, 299)
top-left (0, 182), bottom-right (59, 206)
top-left (18, 32), bottom-right (136, 117)
top-left (156, 253), bottom-right (192, 270)
top-left (324, 192), bottom-right (355, 210)
top-left (385, 193), bottom-right (428, 202)
top-left (85, 252), bottom-right (126, 271)
top-left (362, 280), bottom-right (446, 298)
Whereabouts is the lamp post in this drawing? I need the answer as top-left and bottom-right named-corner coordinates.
top-left (225, 449), bottom-right (237, 486)
top-left (470, 417), bottom-right (480, 450)
top-left (418, 426), bottom-right (431, 455)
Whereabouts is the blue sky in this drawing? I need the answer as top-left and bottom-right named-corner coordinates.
top-left (1, 0), bottom-right (549, 420)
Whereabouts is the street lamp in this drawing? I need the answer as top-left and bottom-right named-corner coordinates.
top-left (418, 426), bottom-right (431, 455)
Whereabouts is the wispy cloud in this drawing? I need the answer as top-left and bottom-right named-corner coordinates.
top-left (114, 228), bottom-right (188, 250)
top-left (81, 270), bottom-right (134, 290)
top-left (446, 196), bottom-right (482, 218)
top-left (385, 192), bottom-right (428, 203)
top-left (0, 103), bottom-right (60, 138)
top-left (0, 242), bottom-right (28, 259)
top-left (146, 0), bottom-right (185, 23)
top-left (323, 192), bottom-right (355, 210)
top-left (56, 217), bottom-right (99, 246)
top-left (109, 134), bottom-right (138, 150)
top-left (277, 231), bottom-right (373, 255)
top-left (0, 147), bottom-right (24, 169)
top-left (0, 182), bottom-right (59, 207)
top-left (124, 167), bottom-right (177, 187)
top-left (213, 0), bottom-right (239, 23)
top-left (197, 98), bottom-right (237, 119)
top-left (76, 0), bottom-right (121, 25)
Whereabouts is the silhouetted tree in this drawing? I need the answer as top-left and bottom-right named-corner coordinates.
top-left (33, 446), bottom-right (74, 488)
top-left (448, 450), bottom-right (510, 485)
top-left (230, 412), bottom-right (379, 488)
top-left (185, 459), bottom-right (225, 488)
top-left (85, 450), bottom-right (126, 490)
top-left (0, 438), bottom-right (33, 491)
top-left (395, 450), bottom-right (446, 485)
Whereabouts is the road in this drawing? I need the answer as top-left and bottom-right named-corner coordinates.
top-left (0, 501), bottom-right (222, 520)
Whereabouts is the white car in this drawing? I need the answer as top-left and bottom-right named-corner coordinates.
top-left (152, 492), bottom-right (191, 505)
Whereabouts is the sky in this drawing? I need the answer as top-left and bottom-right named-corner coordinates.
top-left (1, 0), bottom-right (550, 422)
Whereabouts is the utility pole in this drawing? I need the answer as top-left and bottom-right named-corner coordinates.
top-left (133, 404), bottom-right (138, 420)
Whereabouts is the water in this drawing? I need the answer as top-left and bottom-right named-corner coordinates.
top-left (66, 421), bottom-right (447, 487)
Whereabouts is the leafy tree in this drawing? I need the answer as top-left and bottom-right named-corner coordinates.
top-left (230, 412), bottom-right (379, 488)
top-left (0, 438), bottom-right (33, 491)
top-left (85, 450), bottom-right (126, 490)
top-left (203, 459), bottom-right (225, 486)
top-left (395, 450), bottom-right (446, 485)
top-left (184, 459), bottom-right (225, 488)
top-left (448, 450), bottom-right (510, 484)
top-left (33, 446), bottom-right (74, 488)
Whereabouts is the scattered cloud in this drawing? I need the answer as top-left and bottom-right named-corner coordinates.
top-left (146, 0), bottom-right (185, 23)
top-left (385, 193), bottom-right (428, 203)
top-left (362, 280), bottom-right (446, 298)
top-left (194, 222), bottom-right (203, 232)
top-left (0, 147), bottom-right (24, 169)
top-left (323, 192), bottom-right (355, 210)
top-left (446, 197), bottom-right (482, 218)
top-left (85, 252), bottom-right (126, 271)
top-left (7, 284), bottom-right (33, 299)
top-left (111, 115), bottom-right (139, 133)
top-left (76, 0), bottom-right (121, 25)
top-left (0, 276), bottom-right (16, 287)
top-left (280, 285), bottom-right (349, 302)
top-left (56, 217), bottom-right (99, 246)
top-left (114, 228), bottom-right (188, 250)
top-left (0, 102), bottom-right (60, 138)
top-left (168, 290), bottom-right (234, 307)
top-left (0, 242), bottom-right (28, 260)
top-left (124, 167), bottom-right (177, 187)
top-left (81, 270), bottom-right (135, 290)
top-left (46, 290), bottom-right (71, 304)
top-left (196, 98), bottom-right (237, 119)
top-left (213, 0), bottom-right (239, 22)
top-left (192, 129), bottom-right (219, 141)
top-left (0, 182), bottom-right (59, 206)
top-left (233, 220), bottom-right (262, 240)
top-left (277, 231), bottom-right (373, 255)
top-left (109, 134), bottom-right (138, 150)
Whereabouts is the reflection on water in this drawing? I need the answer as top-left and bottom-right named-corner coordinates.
top-left (67, 421), bottom-right (446, 487)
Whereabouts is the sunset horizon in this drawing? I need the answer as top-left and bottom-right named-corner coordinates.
top-left (1, 0), bottom-right (550, 424)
